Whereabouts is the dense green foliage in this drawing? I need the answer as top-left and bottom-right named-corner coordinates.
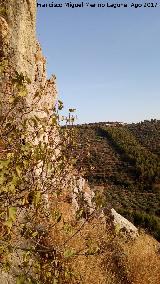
top-left (128, 119), bottom-right (160, 157)
top-left (101, 125), bottom-right (160, 183)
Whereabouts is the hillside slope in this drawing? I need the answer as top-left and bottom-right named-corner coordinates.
top-left (128, 120), bottom-right (160, 157)
top-left (73, 121), bottom-right (160, 240)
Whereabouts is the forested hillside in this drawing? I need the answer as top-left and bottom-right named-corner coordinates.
top-left (72, 120), bottom-right (160, 240)
top-left (127, 119), bottom-right (160, 156)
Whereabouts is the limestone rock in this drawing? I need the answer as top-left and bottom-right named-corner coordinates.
top-left (110, 208), bottom-right (138, 238)
top-left (72, 176), bottom-right (95, 215)
top-left (1, 0), bottom-right (36, 80)
top-left (1, 0), bottom-right (57, 136)
top-left (0, 16), bottom-right (9, 58)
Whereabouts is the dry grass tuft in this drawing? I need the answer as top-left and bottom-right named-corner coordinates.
top-left (48, 193), bottom-right (160, 284)
top-left (122, 233), bottom-right (160, 284)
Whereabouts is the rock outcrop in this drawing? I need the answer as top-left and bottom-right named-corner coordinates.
top-left (0, 0), bottom-right (36, 80)
top-left (0, 0), bottom-right (57, 118)
top-left (110, 208), bottom-right (138, 238)
top-left (0, 5), bottom-right (57, 149)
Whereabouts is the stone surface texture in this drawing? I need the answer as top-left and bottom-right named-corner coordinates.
top-left (110, 208), bottom-right (138, 238)
top-left (1, 0), bottom-right (36, 80)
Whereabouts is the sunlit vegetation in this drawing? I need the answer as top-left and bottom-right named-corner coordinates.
top-left (73, 121), bottom-right (160, 240)
top-left (128, 119), bottom-right (160, 157)
top-left (101, 124), bottom-right (160, 184)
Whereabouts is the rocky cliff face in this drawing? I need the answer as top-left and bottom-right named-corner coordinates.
top-left (0, 0), bottom-right (95, 218)
top-left (0, 0), bottom-right (57, 146)
top-left (0, 0), bottom-right (57, 111)
top-left (1, 0), bottom-right (36, 80)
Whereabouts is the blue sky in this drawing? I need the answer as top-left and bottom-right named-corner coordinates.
top-left (37, 1), bottom-right (160, 124)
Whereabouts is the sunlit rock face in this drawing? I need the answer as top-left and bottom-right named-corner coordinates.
top-left (0, 0), bottom-right (58, 204)
top-left (26, 42), bottom-right (58, 122)
top-left (0, 16), bottom-right (9, 58)
top-left (1, 0), bottom-right (36, 80)
top-left (1, 0), bottom-right (57, 115)
top-left (0, 1), bottom-right (57, 123)
top-left (72, 176), bottom-right (95, 214)
top-left (110, 208), bottom-right (138, 238)
top-left (0, 0), bottom-right (58, 142)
